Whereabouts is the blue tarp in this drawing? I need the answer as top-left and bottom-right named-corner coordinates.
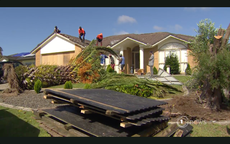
top-left (12, 52), bottom-right (30, 57)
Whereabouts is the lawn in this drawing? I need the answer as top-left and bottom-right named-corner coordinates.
top-left (48, 83), bottom-right (86, 89)
top-left (191, 123), bottom-right (230, 137)
top-left (0, 106), bottom-right (50, 137)
top-left (173, 75), bottom-right (191, 84)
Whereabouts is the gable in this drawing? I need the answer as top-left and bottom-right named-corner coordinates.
top-left (158, 37), bottom-right (187, 50)
top-left (41, 35), bottom-right (75, 54)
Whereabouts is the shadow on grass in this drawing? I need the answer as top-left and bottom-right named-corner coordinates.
top-left (0, 109), bottom-right (40, 137)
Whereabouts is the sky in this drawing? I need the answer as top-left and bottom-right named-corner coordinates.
top-left (0, 7), bottom-right (230, 56)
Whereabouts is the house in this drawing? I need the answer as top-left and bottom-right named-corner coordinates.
top-left (30, 31), bottom-right (90, 66)
top-left (31, 30), bottom-right (195, 74)
top-left (101, 32), bottom-right (195, 74)
top-left (1, 52), bottom-right (35, 66)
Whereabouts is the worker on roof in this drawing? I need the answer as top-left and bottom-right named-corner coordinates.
top-left (96, 33), bottom-right (103, 46)
top-left (78, 26), bottom-right (86, 43)
top-left (54, 26), bottom-right (61, 33)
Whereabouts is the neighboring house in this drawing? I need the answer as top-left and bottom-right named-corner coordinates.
top-left (101, 32), bottom-right (195, 74)
top-left (1, 52), bottom-right (35, 66)
top-left (30, 32), bottom-right (90, 66)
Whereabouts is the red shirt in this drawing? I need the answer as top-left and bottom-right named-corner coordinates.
top-left (97, 33), bottom-right (103, 39)
top-left (78, 28), bottom-right (85, 34)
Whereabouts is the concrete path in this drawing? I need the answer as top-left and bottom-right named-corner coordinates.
top-left (0, 83), bottom-right (9, 91)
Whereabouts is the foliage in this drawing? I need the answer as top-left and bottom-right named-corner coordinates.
top-left (84, 83), bottom-right (92, 89)
top-left (88, 73), bottom-right (182, 98)
top-left (70, 40), bottom-right (118, 84)
top-left (163, 53), bottom-right (180, 74)
top-left (185, 63), bottom-right (192, 75)
top-left (64, 81), bottom-right (73, 89)
top-left (187, 19), bottom-right (230, 90)
top-left (15, 64), bottom-right (76, 90)
top-left (34, 79), bottom-right (42, 93)
top-left (153, 66), bottom-right (158, 75)
top-left (106, 65), bottom-right (114, 73)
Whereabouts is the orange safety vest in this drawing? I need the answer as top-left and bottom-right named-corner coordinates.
top-left (78, 28), bottom-right (85, 34)
top-left (97, 33), bottom-right (103, 39)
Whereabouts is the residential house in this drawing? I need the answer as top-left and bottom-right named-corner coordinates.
top-left (31, 31), bottom-right (195, 74)
top-left (30, 32), bottom-right (90, 66)
top-left (1, 52), bottom-right (35, 66)
top-left (101, 32), bottom-right (195, 74)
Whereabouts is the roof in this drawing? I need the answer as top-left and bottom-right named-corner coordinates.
top-left (12, 52), bottom-right (31, 57)
top-left (102, 32), bottom-right (194, 47)
top-left (30, 32), bottom-right (91, 54)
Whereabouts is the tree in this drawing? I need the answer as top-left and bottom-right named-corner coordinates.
top-left (185, 63), bottom-right (192, 75)
top-left (163, 53), bottom-right (180, 74)
top-left (188, 19), bottom-right (230, 111)
top-left (0, 47), bottom-right (3, 59)
top-left (153, 66), bottom-right (158, 75)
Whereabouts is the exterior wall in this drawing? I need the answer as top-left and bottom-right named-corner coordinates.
top-left (144, 46), bottom-right (158, 74)
top-left (19, 59), bottom-right (35, 66)
top-left (75, 45), bottom-right (82, 56)
top-left (35, 49), bottom-right (41, 66)
top-left (187, 49), bottom-right (196, 69)
top-left (158, 39), bottom-right (189, 73)
top-left (41, 51), bottom-right (75, 66)
top-left (40, 36), bottom-right (75, 54)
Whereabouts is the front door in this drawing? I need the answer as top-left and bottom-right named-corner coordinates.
top-left (132, 52), bottom-right (140, 70)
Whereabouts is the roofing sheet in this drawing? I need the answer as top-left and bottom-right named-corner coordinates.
top-left (44, 89), bottom-right (167, 115)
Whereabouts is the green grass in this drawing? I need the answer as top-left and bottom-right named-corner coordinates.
top-left (0, 106), bottom-right (50, 137)
top-left (191, 123), bottom-right (230, 137)
top-left (173, 75), bottom-right (191, 84)
top-left (48, 83), bottom-right (86, 89)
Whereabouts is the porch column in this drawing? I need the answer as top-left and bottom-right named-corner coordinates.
top-left (120, 48), bottom-right (124, 56)
top-left (139, 45), bottom-right (144, 70)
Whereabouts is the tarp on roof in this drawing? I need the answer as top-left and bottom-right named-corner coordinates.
top-left (12, 52), bottom-right (30, 57)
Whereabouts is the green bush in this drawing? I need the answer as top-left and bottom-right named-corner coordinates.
top-left (153, 67), bottom-right (158, 75)
top-left (163, 53), bottom-right (180, 74)
top-left (185, 63), bottom-right (192, 75)
top-left (84, 83), bottom-right (92, 89)
top-left (64, 81), bottom-right (73, 89)
top-left (34, 79), bottom-right (42, 94)
top-left (106, 65), bottom-right (114, 73)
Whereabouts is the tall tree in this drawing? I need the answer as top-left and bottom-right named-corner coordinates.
top-left (188, 19), bottom-right (230, 111)
top-left (0, 47), bottom-right (3, 59)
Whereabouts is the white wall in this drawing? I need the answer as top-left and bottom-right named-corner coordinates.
top-left (41, 36), bottom-right (75, 54)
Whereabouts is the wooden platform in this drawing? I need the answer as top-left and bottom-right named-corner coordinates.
top-left (34, 105), bottom-right (169, 137)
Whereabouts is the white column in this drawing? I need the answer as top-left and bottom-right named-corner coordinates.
top-left (139, 46), bottom-right (144, 69)
top-left (116, 48), bottom-right (123, 73)
top-left (120, 48), bottom-right (124, 56)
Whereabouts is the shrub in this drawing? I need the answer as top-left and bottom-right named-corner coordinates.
top-left (64, 81), bottom-right (73, 89)
top-left (34, 79), bottom-right (42, 94)
top-left (185, 63), bottom-right (192, 75)
top-left (84, 83), bottom-right (92, 89)
top-left (153, 67), bottom-right (158, 75)
top-left (163, 53), bottom-right (180, 74)
top-left (106, 65), bottom-right (114, 73)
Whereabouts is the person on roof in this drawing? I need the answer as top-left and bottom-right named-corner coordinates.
top-left (54, 26), bottom-right (61, 33)
top-left (96, 33), bottom-right (103, 46)
top-left (78, 26), bottom-right (86, 43)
